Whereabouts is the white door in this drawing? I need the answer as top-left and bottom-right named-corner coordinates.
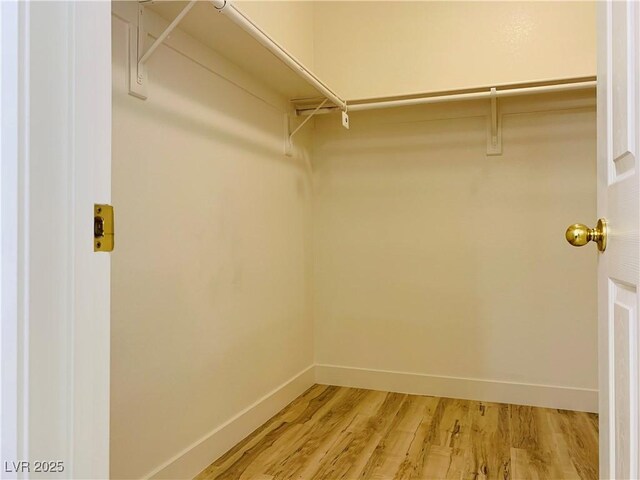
top-left (597, 1), bottom-right (640, 478)
top-left (0, 1), bottom-right (111, 478)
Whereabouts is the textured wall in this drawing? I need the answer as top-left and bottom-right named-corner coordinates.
top-left (313, 1), bottom-right (596, 98)
top-left (111, 4), bottom-right (314, 478)
top-left (313, 93), bottom-right (597, 396)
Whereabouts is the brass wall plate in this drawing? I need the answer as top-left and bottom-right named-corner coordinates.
top-left (94, 204), bottom-right (114, 252)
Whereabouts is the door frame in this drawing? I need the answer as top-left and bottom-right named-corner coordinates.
top-left (1, 1), bottom-right (111, 477)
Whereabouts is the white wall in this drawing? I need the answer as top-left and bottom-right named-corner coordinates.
top-left (312, 91), bottom-right (598, 411)
top-left (236, 1), bottom-right (315, 68)
top-left (111, 4), bottom-right (314, 478)
top-left (312, 1), bottom-right (595, 99)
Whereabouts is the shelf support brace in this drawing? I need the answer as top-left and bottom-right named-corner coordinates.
top-left (341, 108), bottom-right (350, 129)
top-left (129, 0), bottom-right (197, 99)
top-left (486, 87), bottom-right (502, 155)
top-left (285, 99), bottom-right (328, 156)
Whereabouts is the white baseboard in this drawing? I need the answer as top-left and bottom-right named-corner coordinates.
top-left (146, 365), bottom-right (316, 480)
top-left (315, 364), bottom-right (598, 413)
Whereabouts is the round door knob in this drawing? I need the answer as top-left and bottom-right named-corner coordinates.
top-left (565, 224), bottom-right (591, 246)
top-left (565, 218), bottom-right (607, 252)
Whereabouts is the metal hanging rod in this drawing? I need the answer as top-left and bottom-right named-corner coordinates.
top-left (209, 0), bottom-right (347, 112)
top-left (296, 79), bottom-right (597, 116)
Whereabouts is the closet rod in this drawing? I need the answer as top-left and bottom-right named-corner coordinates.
top-left (297, 80), bottom-right (596, 115)
top-left (210, 0), bottom-right (347, 111)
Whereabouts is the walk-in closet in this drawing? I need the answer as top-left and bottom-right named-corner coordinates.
top-left (110, 2), bottom-right (599, 478)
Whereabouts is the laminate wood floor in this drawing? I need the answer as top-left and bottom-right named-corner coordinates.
top-left (196, 385), bottom-right (598, 480)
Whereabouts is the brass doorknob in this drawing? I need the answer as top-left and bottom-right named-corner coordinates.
top-left (565, 218), bottom-right (607, 252)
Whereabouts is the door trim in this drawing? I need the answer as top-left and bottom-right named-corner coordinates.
top-left (0, 2), bottom-right (111, 477)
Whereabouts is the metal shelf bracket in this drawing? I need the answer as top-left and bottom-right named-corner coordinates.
top-left (486, 87), bottom-right (502, 155)
top-left (128, 4), bottom-right (148, 99)
top-left (341, 109), bottom-right (350, 129)
top-left (285, 99), bottom-right (328, 156)
top-left (129, 0), bottom-right (197, 100)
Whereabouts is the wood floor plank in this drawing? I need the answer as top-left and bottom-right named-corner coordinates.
top-left (509, 405), bottom-right (565, 479)
top-left (393, 397), bottom-right (441, 480)
top-left (237, 424), bottom-right (307, 480)
top-left (292, 390), bottom-right (391, 480)
top-left (266, 388), bottom-right (374, 479)
top-left (197, 385), bottom-right (343, 480)
top-left (420, 445), bottom-right (458, 479)
top-left (550, 432), bottom-right (581, 480)
top-left (309, 392), bottom-right (407, 480)
top-left (197, 384), bottom-right (330, 477)
top-left (419, 397), bottom-right (472, 478)
top-left (466, 401), bottom-right (511, 480)
top-left (509, 405), bottom-right (539, 451)
top-left (585, 412), bottom-right (599, 438)
top-left (358, 395), bottom-right (438, 480)
top-left (510, 447), bottom-right (536, 480)
top-left (195, 386), bottom-right (599, 480)
top-left (549, 410), bottom-right (599, 480)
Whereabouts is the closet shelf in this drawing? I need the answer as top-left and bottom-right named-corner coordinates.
top-left (139, 1), bottom-right (597, 115)
top-left (142, 0), bottom-right (345, 110)
top-left (135, 1), bottom-right (595, 156)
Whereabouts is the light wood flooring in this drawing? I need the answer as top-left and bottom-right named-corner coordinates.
top-left (196, 385), bottom-right (598, 480)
